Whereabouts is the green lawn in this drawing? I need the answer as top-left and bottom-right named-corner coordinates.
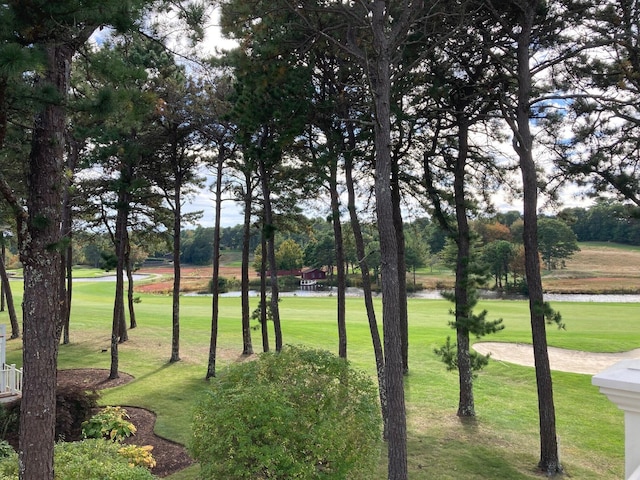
top-left (2, 281), bottom-right (637, 479)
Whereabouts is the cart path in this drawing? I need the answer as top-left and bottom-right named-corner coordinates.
top-left (473, 342), bottom-right (640, 375)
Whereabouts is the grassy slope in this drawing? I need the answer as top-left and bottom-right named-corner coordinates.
top-left (2, 242), bottom-right (638, 479)
top-left (413, 242), bottom-right (640, 294)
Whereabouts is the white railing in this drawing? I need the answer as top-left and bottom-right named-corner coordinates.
top-left (592, 360), bottom-right (640, 480)
top-left (0, 363), bottom-right (22, 396)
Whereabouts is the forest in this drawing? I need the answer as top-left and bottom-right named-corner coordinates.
top-left (2, 1), bottom-right (640, 479)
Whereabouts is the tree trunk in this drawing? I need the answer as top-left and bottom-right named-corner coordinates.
top-left (259, 233), bottom-right (269, 352)
top-left (391, 159), bottom-right (409, 375)
top-left (0, 233), bottom-right (5, 313)
top-left (206, 151), bottom-right (224, 379)
top-left (110, 187), bottom-right (129, 379)
top-left (258, 152), bottom-right (282, 352)
top-left (371, 2), bottom-right (407, 477)
top-left (170, 179), bottom-right (182, 363)
top-left (18, 42), bottom-right (71, 480)
top-left (0, 252), bottom-right (19, 338)
top-left (329, 160), bottom-right (347, 358)
top-left (514, 2), bottom-right (561, 473)
top-left (241, 171), bottom-right (254, 356)
top-left (344, 130), bottom-right (387, 437)
top-left (125, 240), bottom-right (136, 329)
top-left (453, 120), bottom-right (474, 417)
top-left (61, 135), bottom-right (78, 345)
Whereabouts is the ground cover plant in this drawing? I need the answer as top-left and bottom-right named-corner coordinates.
top-left (1, 255), bottom-right (638, 478)
top-left (0, 439), bottom-right (157, 479)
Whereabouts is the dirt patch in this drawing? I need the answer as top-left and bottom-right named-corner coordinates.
top-left (473, 342), bottom-right (640, 375)
top-left (56, 368), bottom-right (193, 478)
top-left (135, 265), bottom-right (254, 294)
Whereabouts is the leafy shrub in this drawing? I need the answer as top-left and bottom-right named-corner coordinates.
top-left (0, 439), bottom-right (157, 479)
top-left (0, 441), bottom-right (13, 459)
top-left (82, 406), bottom-right (136, 442)
top-left (55, 439), bottom-right (157, 479)
top-left (191, 345), bottom-right (382, 479)
top-left (118, 444), bottom-right (157, 469)
top-left (0, 386), bottom-right (99, 445)
top-left (55, 385), bottom-right (99, 441)
top-left (208, 276), bottom-right (240, 294)
top-left (0, 403), bottom-right (19, 441)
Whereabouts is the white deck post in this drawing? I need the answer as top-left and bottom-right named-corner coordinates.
top-left (592, 359), bottom-right (640, 480)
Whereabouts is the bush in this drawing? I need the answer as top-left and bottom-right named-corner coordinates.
top-left (82, 406), bottom-right (136, 442)
top-left (0, 386), bottom-right (99, 446)
top-left (56, 385), bottom-right (99, 441)
top-left (118, 444), bottom-right (157, 470)
top-left (0, 439), bottom-right (157, 480)
top-left (208, 276), bottom-right (241, 294)
top-left (191, 345), bottom-right (381, 480)
top-left (0, 441), bottom-right (13, 459)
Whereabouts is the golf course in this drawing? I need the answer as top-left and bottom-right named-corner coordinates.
top-left (2, 242), bottom-right (639, 479)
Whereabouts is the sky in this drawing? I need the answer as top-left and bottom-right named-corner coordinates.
top-left (98, 5), bottom-right (595, 230)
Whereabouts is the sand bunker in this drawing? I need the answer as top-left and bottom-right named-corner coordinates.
top-left (472, 342), bottom-right (640, 375)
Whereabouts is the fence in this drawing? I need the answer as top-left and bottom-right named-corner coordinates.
top-left (0, 363), bottom-right (22, 397)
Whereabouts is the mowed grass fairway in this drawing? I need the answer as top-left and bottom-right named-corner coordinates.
top-left (2, 279), bottom-right (638, 478)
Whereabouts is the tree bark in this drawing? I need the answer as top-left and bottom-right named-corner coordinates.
top-left (258, 145), bottom-right (282, 352)
top-left (391, 159), bottom-right (409, 375)
top-left (110, 184), bottom-right (130, 379)
top-left (206, 150), bottom-right (224, 379)
top-left (329, 159), bottom-right (347, 358)
top-left (170, 177), bottom-right (182, 363)
top-left (240, 171), bottom-right (254, 356)
top-left (514, 1), bottom-right (561, 473)
top-left (344, 129), bottom-right (387, 437)
top-left (453, 120), bottom-right (474, 417)
top-left (18, 42), bottom-right (72, 480)
top-left (0, 252), bottom-right (19, 338)
top-left (259, 233), bottom-right (270, 353)
top-left (126, 238), bottom-right (136, 329)
top-left (61, 134), bottom-right (78, 345)
top-left (0, 233), bottom-right (5, 313)
top-left (371, 2), bottom-right (407, 477)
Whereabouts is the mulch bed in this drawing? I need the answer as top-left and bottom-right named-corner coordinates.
top-left (56, 368), bottom-right (194, 478)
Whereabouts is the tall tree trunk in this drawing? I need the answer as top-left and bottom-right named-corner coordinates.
top-left (0, 253), bottom-right (18, 338)
top-left (125, 235), bottom-right (136, 329)
top-left (344, 133), bottom-right (387, 437)
top-left (371, 2), bottom-right (407, 477)
top-left (258, 153), bottom-right (282, 352)
top-left (61, 134), bottom-right (78, 345)
top-left (110, 187), bottom-right (129, 379)
top-left (329, 160), bottom-right (347, 358)
top-left (206, 151), bottom-right (224, 379)
top-left (0, 233), bottom-right (4, 313)
top-left (391, 159), bottom-right (409, 374)
top-left (240, 172), bottom-right (254, 356)
top-left (514, 2), bottom-right (561, 473)
top-left (170, 179), bottom-right (182, 363)
top-left (259, 233), bottom-right (269, 352)
top-left (18, 42), bottom-right (71, 480)
top-left (453, 120), bottom-right (474, 417)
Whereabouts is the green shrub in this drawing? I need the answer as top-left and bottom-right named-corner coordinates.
top-left (117, 444), bottom-right (157, 469)
top-left (190, 345), bottom-right (381, 480)
top-left (55, 439), bottom-right (157, 479)
top-left (208, 276), bottom-right (241, 293)
top-left (82, 406), bottom-right (136, 442)
top-left (0, 439), bottom-right (157, 480)
top-left (0, 441), bottom-right (13, 459)
top-left (0, 403), bottom-right (18, 441)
